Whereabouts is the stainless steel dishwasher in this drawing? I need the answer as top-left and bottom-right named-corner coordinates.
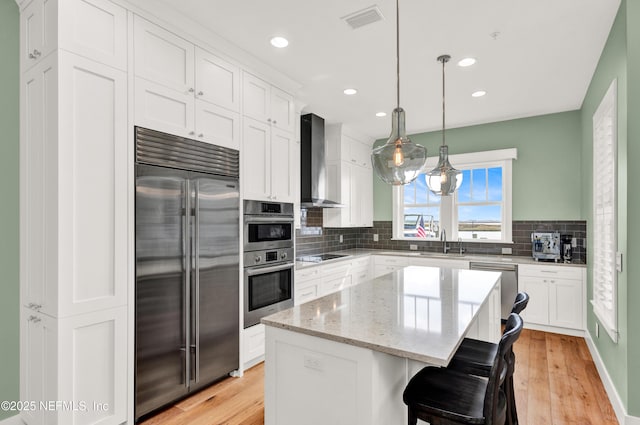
top-left (469, 262), bottom-right (518, 321)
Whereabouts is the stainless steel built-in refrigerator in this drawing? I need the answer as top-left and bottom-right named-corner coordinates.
top-left (134, 127), bottom-right (240, 420)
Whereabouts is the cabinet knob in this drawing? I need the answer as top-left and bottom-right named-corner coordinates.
top-left (28, 315), bottom-right (41, 323)
top-left (27, 302), bottom-right (42, 310)
top-left (189, 131), bottom-right (195, 136)
top-left (28, 49), bottom-right (41, 59)
top-left (197, 91), bottom-right (204, 96)
top-left (198, 133), bottom-right (203, 138)
top-left (273, 120), bottom-right (277, 124)
top-left (267, 118), bottom-right (272, 123)
top-left (188, 88), bottom-right (195, 93)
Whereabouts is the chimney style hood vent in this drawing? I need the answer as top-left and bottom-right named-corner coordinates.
top-left (300, 113), bottom-right (343, 208)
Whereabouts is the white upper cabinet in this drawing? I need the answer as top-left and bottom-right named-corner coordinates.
top-left (21, 0), bottom-right (127, 72)
top-left (242, 118), bottom-right (295, 202)
top-left (134, 16), bottom-right (241, 149)
top-left (195, 47), bottom-right (240, 112)
top-left (243, 71), bottom-right (295, 133)
top-left (323, 124), bottom-right (374, 227)
top-left (134, 16), bottom-right (195, 92)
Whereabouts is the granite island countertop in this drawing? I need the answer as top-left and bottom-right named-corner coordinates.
top-left (262, 265), bottom-right (501, 365)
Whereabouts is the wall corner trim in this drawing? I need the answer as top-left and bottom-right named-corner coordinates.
top-left (584, 333), bottom-right (640, 425)
top-left (0, 414), bottom-right (24, 425)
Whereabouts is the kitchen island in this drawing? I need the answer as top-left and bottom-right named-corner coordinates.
top-left (262, 265), bottom-right (502, 425)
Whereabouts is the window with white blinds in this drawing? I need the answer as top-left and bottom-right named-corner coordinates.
top-left (591, 79), bottom-right (618, 343)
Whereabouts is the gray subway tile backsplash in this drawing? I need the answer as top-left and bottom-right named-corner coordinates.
top-left (296, 208), bottom-right (587, 264)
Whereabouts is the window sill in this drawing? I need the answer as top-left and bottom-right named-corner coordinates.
top-left (391, 237), bottom-right (514, 244)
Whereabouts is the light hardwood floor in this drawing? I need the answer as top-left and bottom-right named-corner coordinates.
top-left (140, 329), bottom-right (618, 425)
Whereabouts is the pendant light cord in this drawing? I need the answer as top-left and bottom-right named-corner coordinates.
top-left (396, 0), bottom-right (400, 109)
top-left (441, 56), bottom-right (446, 147)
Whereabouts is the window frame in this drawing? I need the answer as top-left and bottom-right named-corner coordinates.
top-left (591, 79), bottom-right (618, 343)
top-left (393, 148), bottom-right (516, 243)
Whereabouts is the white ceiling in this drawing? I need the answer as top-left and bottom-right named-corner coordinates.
top-left (154, 0), bottom-right (620, 141)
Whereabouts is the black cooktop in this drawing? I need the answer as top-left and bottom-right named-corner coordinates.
top-left (297, 253), bottom-right (349, 263)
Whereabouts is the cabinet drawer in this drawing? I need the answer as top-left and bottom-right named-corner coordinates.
top-left (351, 267), bottom-right (371, 285)
top-left (519, 264), bottom-right (583, 280)
top-left (320, 275), bottom-right (352, 296)
top-left (351, 256), bottom-right (371, 269)
top-left (295, 283), bottom-right (318, 305)
top-left (373, 255), bottom-right (409, 266)
top-left (318, 262), bottom-right (351, 277)
top-left (296, 266), bottom-right (320, 282)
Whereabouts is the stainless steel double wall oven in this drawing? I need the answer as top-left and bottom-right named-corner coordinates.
top-left (243, 200), bottom-right (294, 328)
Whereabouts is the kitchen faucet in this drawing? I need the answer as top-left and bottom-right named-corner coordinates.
top-left (458, 237), bottom-right (465, 255)
top-left (441, 228), bottom-right (450, 254)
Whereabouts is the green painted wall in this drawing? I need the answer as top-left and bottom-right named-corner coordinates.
top-left (0, 0), bottom-right (20, 421)
top-left (373, 110), bottom-right (583, 221)
top-left (580, 1), bottom-right (631, 413)
top-left (624, 0), bottom-right (640, 416)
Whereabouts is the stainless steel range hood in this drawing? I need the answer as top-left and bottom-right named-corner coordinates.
top-left (300, 113), bottom-right (343, 208)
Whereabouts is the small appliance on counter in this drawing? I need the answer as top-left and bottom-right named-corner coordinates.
top-left (561, 234), bottom-right (573, 263)
top-left (531, 231), bottom-right (561, 262)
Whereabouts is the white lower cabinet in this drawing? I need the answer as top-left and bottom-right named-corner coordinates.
top-left (372, 255), bottom-right (409, 278)
top-left (21, 307), bottom-right (127, 425)
top-left (409, 257), bottom-right (469, 270)
top-left (518, 264), bottom-right (585, 331)
top-left (243, 323), bottom-right (266, 369)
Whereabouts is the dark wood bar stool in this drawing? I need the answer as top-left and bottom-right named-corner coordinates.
top-left (447, 292), bottom-right (529, 425)
top-left (403, 313), bottom-right (523, 425)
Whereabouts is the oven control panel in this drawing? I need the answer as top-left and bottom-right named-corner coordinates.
top-left (244, 247), bottom-right (293, 267)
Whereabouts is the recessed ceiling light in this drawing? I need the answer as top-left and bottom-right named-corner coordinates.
top-left (270, 36), bottom-right (289, 48)
top-left (458, 57), bottom-right (477, 67)
top-left (472, 90), bottom-right (487, 97)
top-left (343, 88), bottom-right (358, 95)
top-left (376, 112), bottom-right (387, 117)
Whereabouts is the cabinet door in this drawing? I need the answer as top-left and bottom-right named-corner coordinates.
top-left (135, 77), bottom-right (195, 139)
top-left (243, 72), bottom-right (270, 123)
top-left (20, 309), bottom-right (57, 425)
top-left (59, 0), bottom-right (127, 70)
top-left (242, 118), bottom-right (271, 201)
top-left (56, 307), bottom-right (128, 425)
top-left (244, 323), bottom-right (266, 364)
top-left (195, 48), bottom-right (240, 112)
top-left (519, 276), bottom-right (549, 325)
top-left (195, 100), bottom-right (240, 150)
top-left (349, 164), bottom-right (364, 226)
top-left (549, 279), bottom-right (583, 329)
top-left (20, 0), bottom-right (57, 72)
top-left (134, 16), bottom-right (195, 93)
top-left (57, 52), bottom-right (128, 316)
top-left (320, 274), bottom-right (352, 296)
top-left (270, 128), bottom-right (295, 202)
top-left (295, 282), bottom-right (319, 305)
top-left (360, 166), bottom-right (373, 226)
top-left (21, 55), bottom-right (57, 312)
top-left (270, 86), bottom-right (295, 133)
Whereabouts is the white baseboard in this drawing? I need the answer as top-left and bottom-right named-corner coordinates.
top-left (524, 322), bottom-right (585, 337)
top-left (0, 414), bottom-right (24, 425)
top-left (584, 333), bottom-right (640, 425)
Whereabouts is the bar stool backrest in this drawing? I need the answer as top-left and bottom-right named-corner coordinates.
top-left (484, 313), bottom-right (523, 424)
top-left (510, 292), bottom-right (530, 315)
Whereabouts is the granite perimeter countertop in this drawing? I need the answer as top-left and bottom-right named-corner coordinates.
top-left (262, 265), bottom-right (501, 365)
top-left (295, 248), bottom-right (587, 270)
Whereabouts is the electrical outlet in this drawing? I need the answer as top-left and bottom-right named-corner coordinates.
top-left (501, 247), bottom-right (512, 255)
top-left (339, 235), bottom-right (343, 243)
top-left (571, 237), bottom-right (577, 248)
top-left (409, 244), bottom-right (418, 250)
top-left (595, 322), bottom-right (599, 338)
top-left (373, 234), bottom-right (379, 242)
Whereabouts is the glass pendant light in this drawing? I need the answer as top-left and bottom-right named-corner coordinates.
top-left (371, 0), bottom-right (427, 186)
top-left (426, 55), bottom-right (463, 195)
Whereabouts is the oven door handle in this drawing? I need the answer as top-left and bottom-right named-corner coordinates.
top-left (244, 216), bottom-right (293, 224)
top-left (245, 263), bottom-right (294, 276)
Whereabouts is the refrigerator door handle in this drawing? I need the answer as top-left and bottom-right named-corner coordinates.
top-left (193, 181), bottom-right (201, 384)
top-left (183, 180), bottom-right (191, 388)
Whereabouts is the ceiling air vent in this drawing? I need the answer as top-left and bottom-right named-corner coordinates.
top-left (341, 5), bottom-right (384, 30)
